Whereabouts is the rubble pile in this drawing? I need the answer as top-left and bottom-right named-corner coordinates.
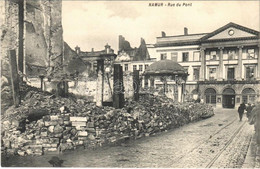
top-left (1, 92), bottom-right (214, 156)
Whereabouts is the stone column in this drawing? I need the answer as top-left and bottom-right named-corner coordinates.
top-left (96, 60), bottom-right (104, 106)
top-left (218, 47), bottom-right (224, 80)
top-left (257, 45), bottom-right (260, 80)
top-left (178, 85), bottom-right (182, 102)
top-left (199, 47), bottom-right (206, 81)
top-left (237, 46), bottom-right (243, 80)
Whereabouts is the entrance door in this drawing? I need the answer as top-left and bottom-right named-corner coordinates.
top-left (222, 88), bottom-right (235, 108)
top-left (223, 95), bottom-right (235, 108)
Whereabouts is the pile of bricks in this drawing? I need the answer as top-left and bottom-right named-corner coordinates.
top-left (1, 94), bottom-right (214, 156)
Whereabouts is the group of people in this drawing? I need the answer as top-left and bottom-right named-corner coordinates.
top-left (238, 102), bottom-right (255, 122)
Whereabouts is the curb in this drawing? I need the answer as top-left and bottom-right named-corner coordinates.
top-left (242, 134), bottom-right (257, 168)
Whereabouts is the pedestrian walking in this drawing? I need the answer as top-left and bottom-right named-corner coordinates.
top-left (246, 103), bottom-right (253, 120)
top-left (238, 102), bottom-right (246, 121)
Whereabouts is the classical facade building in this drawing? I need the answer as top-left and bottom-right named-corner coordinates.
top-left (119, 22), bottom-right (260, 108)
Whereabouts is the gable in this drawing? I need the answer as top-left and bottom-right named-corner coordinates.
top-left (208, 27), bottom-right (257, 40)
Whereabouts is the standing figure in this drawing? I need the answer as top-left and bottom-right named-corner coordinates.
top-left (246, 103), bottom-right (253, 120)
top-left (238, 102), bottom-right (246, 121)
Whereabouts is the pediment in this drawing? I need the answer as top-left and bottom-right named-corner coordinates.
top-left (208, 27), bottom-right (256, 40)
top-left (201, 22), bottom-right (259, 41)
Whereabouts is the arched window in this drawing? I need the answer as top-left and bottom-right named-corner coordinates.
top-left (223, 88), bottom-right (235, 95)
top-left (242, 88), bottom-right (256, 104)
top-left (205, 88), bottom-right (216, 104)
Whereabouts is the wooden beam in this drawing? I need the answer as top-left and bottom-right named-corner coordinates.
top-left (8, 50), bottom-right (21, 107)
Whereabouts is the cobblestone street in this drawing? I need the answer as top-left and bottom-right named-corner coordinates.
top-left (2, 108), bottom-right (254, 167)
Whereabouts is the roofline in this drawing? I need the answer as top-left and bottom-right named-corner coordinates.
top-left (155, 41), bottom-right (200, 47)
top-left (156, 33), bottom-right (209, 39)
top-left (200, 22), bottom-right (260, 41)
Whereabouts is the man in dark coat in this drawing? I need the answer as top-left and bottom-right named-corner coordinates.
top-left (246, 103), bottom-right (253, 120)
top-left (238, 102), bottom-right (246, 121)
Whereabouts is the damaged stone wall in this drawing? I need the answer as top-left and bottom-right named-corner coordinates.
top-left (1, 0), bottom-right (63, 78)
top-left (1, 0), bottom-right (63, 111)
top-left (1, 0), bottom-right (19, 113)
top-left (1, 0), bottom-right (19, 79)
top-left (24, 0), bottom-right (63, 77)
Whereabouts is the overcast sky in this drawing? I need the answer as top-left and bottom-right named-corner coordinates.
top-left (62, 1), bottom-right (260, 52)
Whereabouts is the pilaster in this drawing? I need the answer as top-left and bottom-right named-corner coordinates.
top-left (199, 47), bottom-right (206, 81)
top-left (218, 47), bottom-right (224, 80)
top-left (237, 46), bottom-right (243, 80)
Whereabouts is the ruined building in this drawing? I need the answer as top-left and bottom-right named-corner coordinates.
top-left (116, 35), bottom-right (150, 62)
top-left (1, 0), bottom-right (64, 80)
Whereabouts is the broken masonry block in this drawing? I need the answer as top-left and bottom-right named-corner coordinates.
top-left (71, 121), bottom-right (87, 127)
top-left (70, 117), bottom-right (88, 122)
top-left (78, 131), bottom-right (88, 137)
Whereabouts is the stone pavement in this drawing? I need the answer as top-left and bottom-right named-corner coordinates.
top-left (243, 133), bottom-right (260, 168)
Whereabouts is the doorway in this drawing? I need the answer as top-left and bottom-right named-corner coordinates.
top-left (222, 88), bottom-right (235, 108)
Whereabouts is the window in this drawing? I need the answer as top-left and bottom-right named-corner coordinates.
top-left (160, 53), bottom-right (167, 60)
top-left (209, 67), bottom-right (217, 80)
top-left (124, 64), bottom-right (128, 71)
top-left (193, 67), bottom-right (200, 81)
top-left (227, 49), bottom-right (237, 60)
top-left (227, 68), bottom-right (235, 80)
top-left (242, 88), bottom-right (256, 104)
top-left (247, 49), bottom-right (255, 59)
top-left (145, 64), bottom-right (149, 70)
top-left (133, 65), bottom-right (137, 71)
top-left (182, 52), bottom-right (189, 62)
top-left (171, 52), bottom-right (178, 62)
top-left (205, 88), bottom-right (217, 104)
top-left (210, 51), bottom-right (218, 60)
top-left (139, 65), bottom-right (143, 72)
top-left (245, 66), bottom-right (255, 80)
top-left (193, 52), bottom-right (200, 61)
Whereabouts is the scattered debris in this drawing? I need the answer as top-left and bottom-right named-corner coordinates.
top-left (1, 86), bottom-right (214, 156)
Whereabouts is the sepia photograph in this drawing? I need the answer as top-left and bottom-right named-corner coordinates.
top-left (1, 0), bottom-right (260, 167)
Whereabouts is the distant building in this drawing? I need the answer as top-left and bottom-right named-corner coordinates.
top-left (118, 22), bottom-right (260, 108)
top-left (74, 44), bottom-right (116, 75)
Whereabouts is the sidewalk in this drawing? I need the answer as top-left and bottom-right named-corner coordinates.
top-left (243, 133), bottom-right (260, 168)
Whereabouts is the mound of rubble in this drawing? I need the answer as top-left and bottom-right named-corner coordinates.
top-left (1, 90), bottom-right (214, 156)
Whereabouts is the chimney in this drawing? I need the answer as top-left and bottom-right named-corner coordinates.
top-left (184, 27), bottom-right (188, 35)
top-left (161, 31), bottom-right (166, 37)
top-left (91, 48), bottom-right (94, 52)
top-left (105, 43), bottom-right (111, 54)
top-left (75, 45), bottom-right (80, 54)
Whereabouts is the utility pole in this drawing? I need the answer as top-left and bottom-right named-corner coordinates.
top-left (18, 0), bottom-right (24, 75)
